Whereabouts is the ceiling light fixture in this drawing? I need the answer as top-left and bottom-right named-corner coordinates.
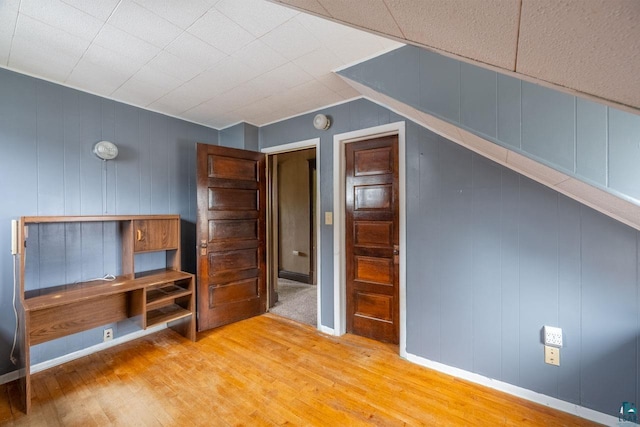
top-left (313, 114), bottom-right (331, 130)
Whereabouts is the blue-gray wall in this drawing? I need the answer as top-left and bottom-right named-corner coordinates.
top-left (0, 68), bottom-right (217, 374)
top-left (260, 97), bottom-right (640, 417)
top-left (260, 98), bottom-right (404, 327)
top-left (339, 45), bottom-right (640, 202)
top-left (406, 125), bottom-right (639, 416)
top-left (1, 45), bottom-right (639, 419)
top-left (219, 122), bottom-right (259, 151)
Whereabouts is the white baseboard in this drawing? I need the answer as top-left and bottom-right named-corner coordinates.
top-left (405, 352), bottom-right (619, 426)
top-left (32, 324), bottom-right (167, 374)
top-left (0, 324), bottom-right (167, 385)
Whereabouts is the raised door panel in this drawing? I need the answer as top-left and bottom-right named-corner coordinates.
top-left (346, 135), bottom-right (399, 344)
top-left (197, 144), bottom-right (266, 331)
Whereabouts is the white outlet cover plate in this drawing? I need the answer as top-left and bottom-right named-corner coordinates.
top-left (544, 325), bottom-right (563, 347)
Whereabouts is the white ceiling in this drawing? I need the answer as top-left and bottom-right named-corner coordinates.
top-left (273, 0), bottom-right (640, 113)
top-left (0, 0), bottom-right (401, 129)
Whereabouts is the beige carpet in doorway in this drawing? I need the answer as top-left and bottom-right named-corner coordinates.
top-left (269, 278), bottom-right (316, 326)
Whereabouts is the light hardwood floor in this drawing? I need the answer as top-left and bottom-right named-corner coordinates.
top-left (1, 314), bottom-right (600, 426)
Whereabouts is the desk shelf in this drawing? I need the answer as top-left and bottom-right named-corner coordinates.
top-left (17, 215), bottom-right (196, 414)
top-left (147, 304), bottom-right (192, 327)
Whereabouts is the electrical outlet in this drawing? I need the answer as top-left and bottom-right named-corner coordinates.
top-left (543, 325), bottom-right (563, 347)
top-left (103, 328), bottom-right (113, 342)
top-left (544, 345), bottom-right (560, 366)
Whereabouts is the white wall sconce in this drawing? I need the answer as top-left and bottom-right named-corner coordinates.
top-left (313, 114), bottom-right (331, 130)
top-left (93, 140), bottom-right (119, 160)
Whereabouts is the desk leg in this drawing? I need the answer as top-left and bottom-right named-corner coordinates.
top-left (17, 301), bottom-right (30, 413)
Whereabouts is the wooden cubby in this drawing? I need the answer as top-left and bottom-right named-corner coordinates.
top-left (17, 215), bottom-right (195, 414)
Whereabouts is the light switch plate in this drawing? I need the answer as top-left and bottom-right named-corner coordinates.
top-left (543, 325), bottom-right (563, 347)
top-left (324, 212), bottom-right (333, 225)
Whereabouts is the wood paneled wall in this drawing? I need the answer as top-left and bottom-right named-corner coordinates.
top-left (0, 68), bottom-right (217, 374)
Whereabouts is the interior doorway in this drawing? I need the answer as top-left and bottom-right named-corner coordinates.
top-left (333, 122), bottom-right (407, 354)
top-left (264, 143), bottom-right (319, 327)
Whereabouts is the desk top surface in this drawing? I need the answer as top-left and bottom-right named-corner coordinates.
top-left (23, 269), bottom-right (193, 311)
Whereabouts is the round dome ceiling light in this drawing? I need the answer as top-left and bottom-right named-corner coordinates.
top-left (313, 114), bottom-right (331, 130)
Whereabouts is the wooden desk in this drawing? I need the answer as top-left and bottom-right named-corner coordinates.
top-left (17, 215), bottom-right (195, 413)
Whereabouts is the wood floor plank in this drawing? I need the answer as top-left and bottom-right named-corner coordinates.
top-left (3, 314), bottom-right (602, 426)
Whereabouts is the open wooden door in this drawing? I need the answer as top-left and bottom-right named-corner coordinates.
top-left (196, 144), bottom-right (267, 331)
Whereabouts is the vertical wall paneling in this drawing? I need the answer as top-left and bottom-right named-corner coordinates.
top-left (0, 69), bottom-right (38, 375)
top-left (0, 68), bottom-right (217, 370)
top-left (243, 123), bottom-right (259, 152)
top-left (63, 90), bottom-right (81, 215)
top-left (149, 113), bottom-right (170, 213)
top-left (166, 118), bottom-right (181, 214)
top-left (114, 104), bottom-right (141, 214)
top-left (79, 93), bottom-right (103, 215)
top-left (470, 155), bottom-right (502, 379)
top-left (101, 100), bottom-right (117, 214)
top-left (138, 111), bottom-right (152, 215)
top-left (175, 120), bottom-right (191, 218)
top-left (580, 209), bottom-right (637, 414)
top-left (36, 82), bottom-right (65, 215)
top-left (517, 179), bottom-right (559, 397)
top-left (497, 74), bottom-right (521, 150)
top-left (556, 196), bottom-right (581, 404)
top-left (576, 99), bottom-right (607, 186)
top-left (219, 123), bottom-right (246, 149)
top-left (319, 132), bottom-right (334, 328)
top-left (608, 108), bottom-right (640, 201)
top-left (23, 227), bottom-right (40, 293)
top-left (348, 96), bottom-right (380, 130)
top-left (419, 50), bottom-right (460, 123)
top-left (521, 82), bottom-right (575, 173)
top-left (405, 124), bottom-right (439, 358)
top-left (499, 169), bottom-right (520, 385)
top-left (38, 224), bottom-right (67, 290)
top-left (339, 44), bottom-right (640, 206)
top-left (436, 141), bottom-right (473, 371)
top-left (404, 124), bottom-right (421, 354)
top-left (348, 46), bottom-right (421, 108)
top-left (460, 64), bottom-right (497, 139)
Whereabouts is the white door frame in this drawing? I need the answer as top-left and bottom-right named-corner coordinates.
top-left (333, 122), bottom-right (407, 356)
top-left (262, 138), bottom-right (322, 331)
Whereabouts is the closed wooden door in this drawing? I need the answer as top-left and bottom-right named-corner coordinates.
top-left (196, 144), bottom-right (266, 331)
top-left (345, 135), bottom-right (399, 344)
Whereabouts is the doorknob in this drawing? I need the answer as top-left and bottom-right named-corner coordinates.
top-left (393, 245), bottom-right (399, 255)
top-left (200, 240), bottom-right (207, 248)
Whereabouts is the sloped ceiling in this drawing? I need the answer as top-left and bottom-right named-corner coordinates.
top-left (271, 0), bottom-right (640, 113)
top-left (0, 0), bottom-right (401, 129)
